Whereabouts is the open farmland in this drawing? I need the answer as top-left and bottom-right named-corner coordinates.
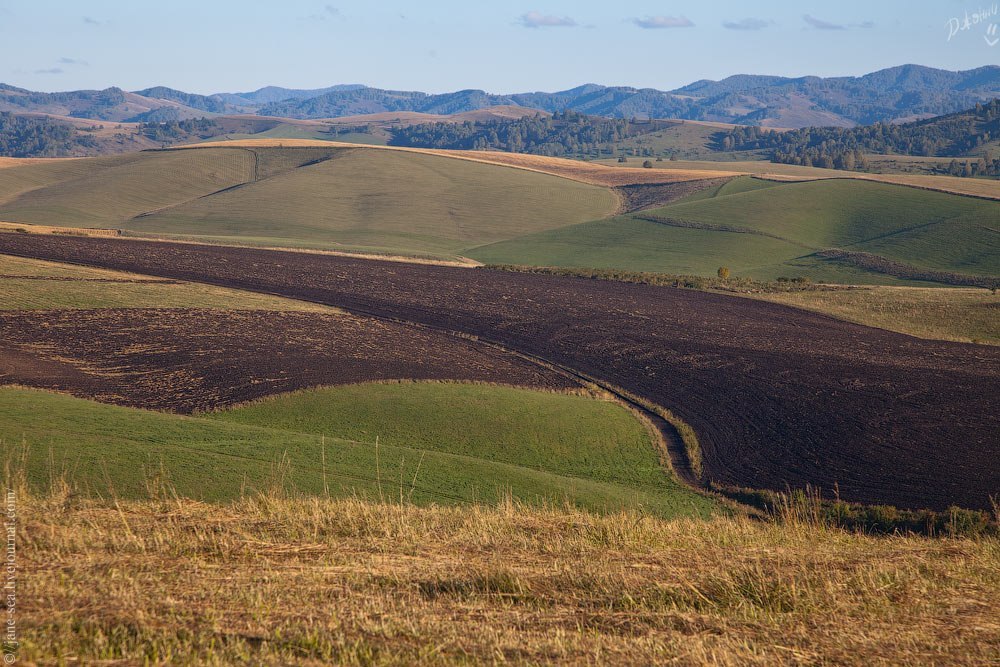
top-left (0, 247), bottom-right (718, 517)
top-left (470, 177), bottom-right (1000, 284)
top-left (1, 233), bottom-right (996, 511)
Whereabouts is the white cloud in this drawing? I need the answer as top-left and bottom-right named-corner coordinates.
top-left (633, 15), bottom-right (694, 29)
top-left (722, 18), bottom-right (772, 31)
top-left (803, 15), bottom-right (874, 30)
top-left (518, 11), bottom-right (577, 28)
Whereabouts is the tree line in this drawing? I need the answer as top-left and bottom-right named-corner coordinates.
top-left (387, 111), bottom-right (674, 157)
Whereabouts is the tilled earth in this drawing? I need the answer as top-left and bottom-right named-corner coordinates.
top-left (0, 234), bottom-right (997, 510)
top-left (0, 308), bottom-right (574, 413)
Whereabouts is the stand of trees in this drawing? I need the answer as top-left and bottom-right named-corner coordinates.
top-left (718, 100), bottom-right (1000, 176)
top-left (138, 118), bottom-right (218, 142)
top-left (0, 112), bottom-right (97, 157)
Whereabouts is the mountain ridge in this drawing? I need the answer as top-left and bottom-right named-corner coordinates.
top-left (2, 65), bottom-right (1000, 127)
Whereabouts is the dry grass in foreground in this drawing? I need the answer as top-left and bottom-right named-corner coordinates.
top-left (18, 485), bottom-right (1000, 665)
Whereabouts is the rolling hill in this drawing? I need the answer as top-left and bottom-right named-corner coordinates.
top-left (0, 144), bottom-right (619, 258)
top-left (468, 176), bottom-right (1000, 285)
top-left (0, 142), bottom-right (996, 283)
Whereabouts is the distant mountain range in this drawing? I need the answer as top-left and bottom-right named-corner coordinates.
top-left (3, 65), bottom-right (1000, 128)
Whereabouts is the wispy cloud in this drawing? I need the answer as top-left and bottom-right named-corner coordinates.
top-left (518, 11), bottom-right (577, 28)
top-left (803, 15), bottom-right (874, 30)
top-left (633, 15), bottom-right (694, 29)
top-left (305, 4), bottom-right (341, 21)
top-left (58, 57), bottom-right (89, 66)
top-left (803, 15), bottom-right (844, 30)
top-left (34, 67), bottom-right (64, 75)
top-left (723, 18), bottom-right (772, 31)
top-left (82, 16), bottom-right (103, 26)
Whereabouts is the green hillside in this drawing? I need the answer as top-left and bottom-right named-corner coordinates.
top-left (0, 385), bottom-right (715, 518)
top-left (0, 146), bottom-right (616, 259)
top-left (468, 177), bottom-right (1000, 284)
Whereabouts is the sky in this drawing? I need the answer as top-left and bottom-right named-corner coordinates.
top-left (2, 0), bottom-right (999, 94)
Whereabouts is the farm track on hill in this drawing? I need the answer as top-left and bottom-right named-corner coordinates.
top-left (0, 234), bottom-right (997, 511)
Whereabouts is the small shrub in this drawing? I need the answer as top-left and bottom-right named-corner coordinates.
top-left (717, 266), bottom-right (731, 280)
top-left (642, 160), bottom-right (653, 169)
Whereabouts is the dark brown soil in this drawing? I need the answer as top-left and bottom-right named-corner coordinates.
top-left (1, 233), bottom-right (997, 511)
top-left (0, 308), bottom-right (574, 413)
top-left (613, 178), bottom-right (732, 213)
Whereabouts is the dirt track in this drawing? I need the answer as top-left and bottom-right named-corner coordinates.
top-left (0, 234), bottom-right (997, 511)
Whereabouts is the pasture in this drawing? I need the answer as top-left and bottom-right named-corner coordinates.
top-left (0, 384), bottom-right (713, 517)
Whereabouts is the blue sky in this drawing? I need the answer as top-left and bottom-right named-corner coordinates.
top-left (2, 0), bottom-right (999, 94)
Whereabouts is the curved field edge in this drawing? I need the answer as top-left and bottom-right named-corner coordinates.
top-left (0, 384), bottom-right (718, 518)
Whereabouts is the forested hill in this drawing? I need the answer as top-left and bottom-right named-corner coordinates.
top-left (719, 99), bottom-right (1000, 175)
top-left (0, 112), bottom-right (97, 157)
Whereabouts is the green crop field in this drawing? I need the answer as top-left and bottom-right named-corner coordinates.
top-left (0, 384), bottom-right (716, 518)
top-left (0, 253), bottom-right (335, 311)
top-left (0, 146), bottom-right (616, 259)
top-left (468, 177), bottom-right (1000, 284)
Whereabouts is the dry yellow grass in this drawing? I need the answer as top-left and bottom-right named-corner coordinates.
top-left (16, 484), bottom-right (1000, 666)
top-left (0, 156), bottom-right (82, 170)
top-left (0, 220), bottom-right (120, 236)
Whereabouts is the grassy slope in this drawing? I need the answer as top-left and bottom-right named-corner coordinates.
top-left (0, 149), bottom-right (257, 226)
top-left (209, 383), bottom-right (671, 491)
top-left (752, 286), bottom-right (999, 345)
top-left (469, 178), bottom-right (1000, 283)
top-left (127, 148), bottom-right (616, 257)
top-left (0, 147), bottom-right (616, 258)
top-left (0, 253), bottom-right (335, 311)
top-left (0, 385), bottom-right (714, 517)
top-left (20, 492), bottom-right (1000, 665)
